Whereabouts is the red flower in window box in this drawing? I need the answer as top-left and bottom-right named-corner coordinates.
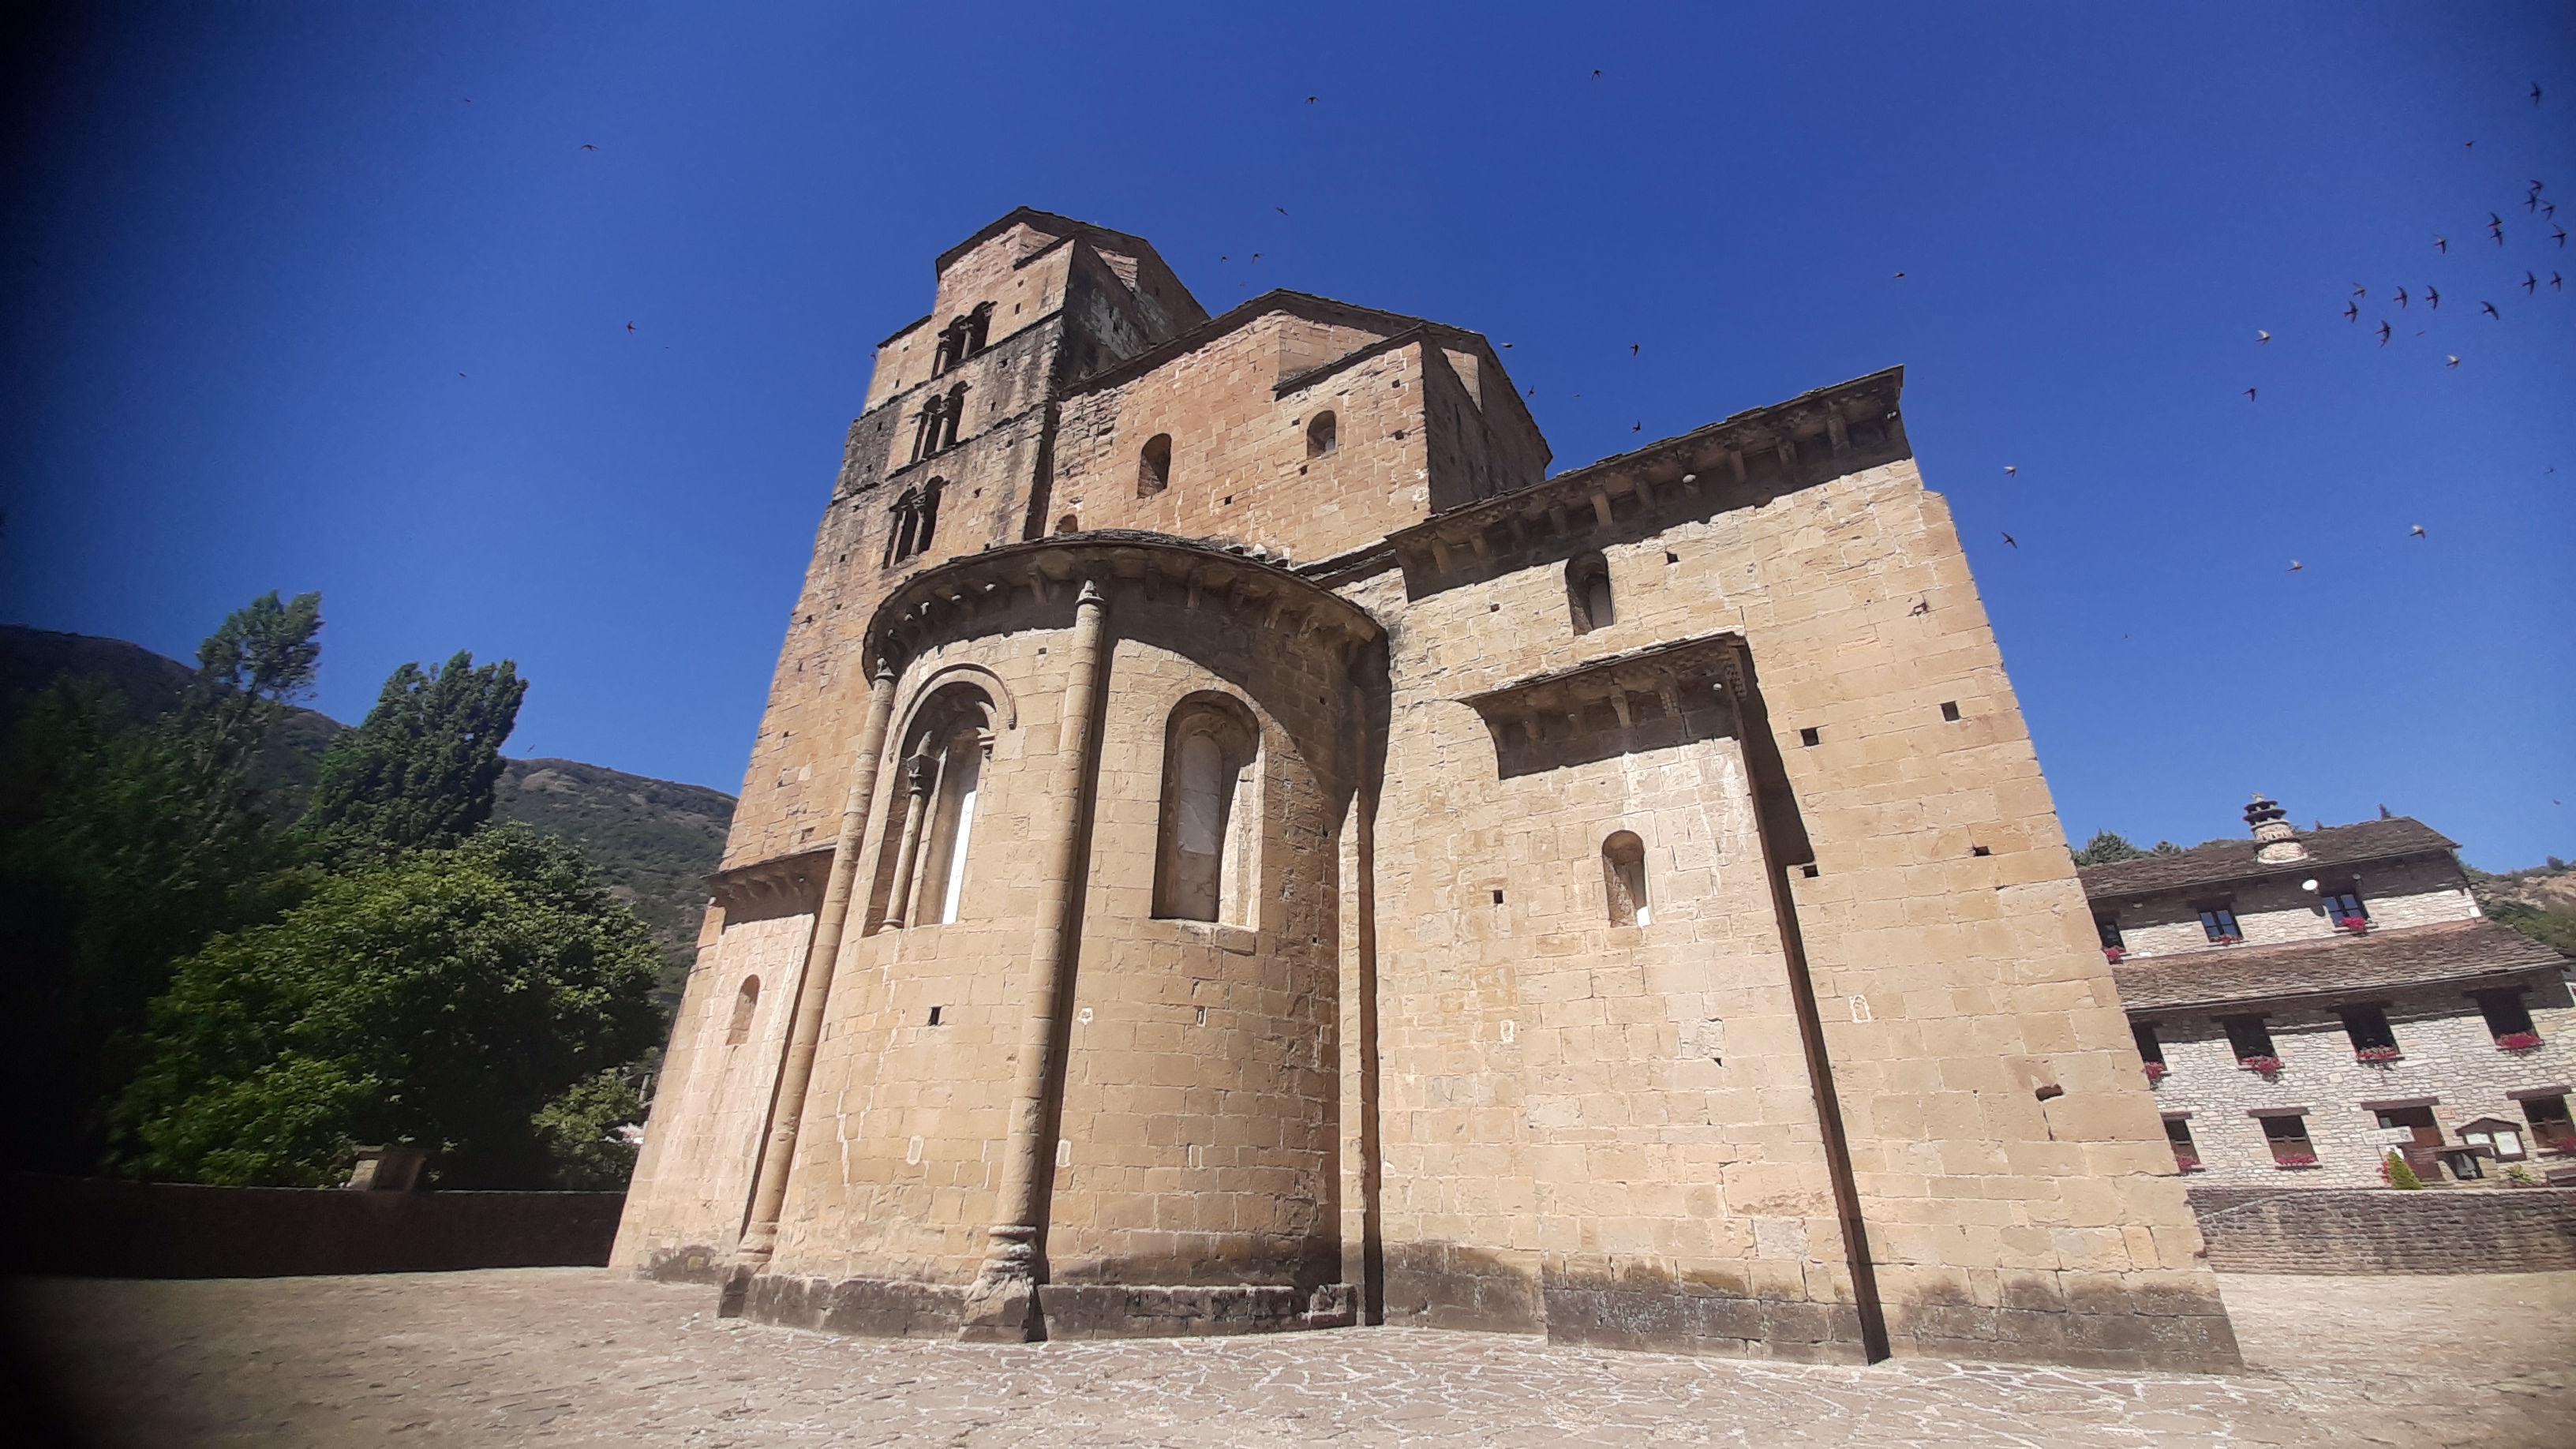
top-left (2144, 1061), bottom-right (2168, 1084)
top-left (2496, 1031), bottom-right (2544, 1051)
top-left (2353, 1046), bottom-right (2403, 1064)
top-left (2271, 1152), bottom-right (2321, 1169)
top-left (2237, 1054), bottom-right (2283, 1075)
top-left (2215, 934), bottom-right (2243, 945)
top-left (2173, 1155), bottom-right (2204, 1173)
top-left (2103, 946), bottom-right (2125, 964)
top-left (2338, 917), bottom-right (2369, 933)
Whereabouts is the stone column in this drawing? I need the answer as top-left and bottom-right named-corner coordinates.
top-left (878, 757), bottom-right (935, 930)
top-left (960, 579), bottom-right (1110, 1342)
top-left (723, 657), bottom-right (901, 1302)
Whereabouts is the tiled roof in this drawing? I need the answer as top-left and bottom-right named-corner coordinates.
top-left (2112, 919), bottom-right (2570, 1013)
top-left (2078, 818), bottom-right (2457, 901)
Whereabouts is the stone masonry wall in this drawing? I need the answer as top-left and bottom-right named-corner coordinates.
top-left (2106, 854), bottom-right (2481, 962)
top-left (2185, 1185), bottom-right (2576, 1273)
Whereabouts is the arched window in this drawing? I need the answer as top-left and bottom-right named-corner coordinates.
top-left (874, 686), bottom-right (997, 931)
top-left (726, 975), bottom-right (760, 1045)
top-left (884, 490), bottom-right (921, 567)
top-left (1602, 831), bottom-right (1650, 927)
top-left (1305, 411), bottom-right (1338, 458)
top-left (915, 477), bottom-right (942, 555)
top-left (1138, 433), bottom-right (1173, 496)
top-left (941, 384), bottom-right (967, 450)
top-left (1154, 696), bottom-right (1260, 925)
top-left (1568, 553), bottom-right (1614, 634)
top-left (1054, 513), bottom-right (1080, 535)
top-left (909, 394), bottom-right (945, 462)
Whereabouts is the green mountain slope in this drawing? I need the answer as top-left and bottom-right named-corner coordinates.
top-left (3, 623), bottom-right (733, 999)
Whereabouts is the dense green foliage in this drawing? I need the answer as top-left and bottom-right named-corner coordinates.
top-left (301, 651), bottom-right (526, 864)
top-left (1, 600), bottom-right (667, 1188)
top-left (2072, 830), bottom-right (2149, 866)
top-left (118, 828), bottom-right (662, 1187)
top-left (490, 758), bottom-right (734, 1007)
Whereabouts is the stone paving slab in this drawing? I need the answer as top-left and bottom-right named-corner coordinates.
top-left (15, 1267), bottom-right (2572, 1447)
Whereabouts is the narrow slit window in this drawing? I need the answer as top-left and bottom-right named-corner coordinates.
top-left (1154, 697), bottom-right (1260, 925)
top-left (1306, 411), bottom-right (1338, 457)
top-left (1567, 553), bottom-right (1613, 634)
top-left (1138, 432), bottom-right (1173, 496)
top-left (1602, 830), bottom-right (1650, 927)
top-left (726, 976), bottom-right (760, 1045)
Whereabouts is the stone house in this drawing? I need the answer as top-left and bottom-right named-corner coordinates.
top-left (2084, 796), bottom-right (2575, 1190)
top-left (612, 208), bottom-right (2244, 1370)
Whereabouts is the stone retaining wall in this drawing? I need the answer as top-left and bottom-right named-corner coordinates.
top-left (9, 1175), bottom-right (625, 1279)
top-left (2188, 1185), bottom-right (2576, 1275)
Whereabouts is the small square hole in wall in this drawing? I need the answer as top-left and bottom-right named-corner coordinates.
top-left (1194, 1005), bottom-right (1208, 1026)
top-left (1222, 496), bottom-right (1234, 506)
top-left (1971, 845), bottom-right (1991, 857)
top-left (1799, 727), bottom-right (1822, 747)
top-left (1665, 552), bottom-right (1679, 564)
top-left (1492, 889), bottom-right (1506, 905)
top-left (1940, 701), bottom-right (1962, 722)
top-left (927, 1005), bottom-right (944, 1025)
top-left (1799, 863), bottom-right (1821, 878)
top-left (1489, 602), bottom-right (1500, 612)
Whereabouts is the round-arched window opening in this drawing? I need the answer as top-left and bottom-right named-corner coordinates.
top-left (1306, 411), bottom-right (1339, 458)
top-left (1055, 513), bottom-right (1080, 534)
top-left (1567, 553), bottom-right (1614, 634)
top-left (1138, 433), bottom-right (1173, 496)
top-left (1154, 696), bottom-right (1262, 926)
top-left (1602, 832), bottom-right (1650, 927)
top-left (727, 975), bottom-right (761, 1045)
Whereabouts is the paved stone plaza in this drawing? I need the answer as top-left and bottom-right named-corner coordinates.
top-left (19, 1267), bottom-right (2574, 1447)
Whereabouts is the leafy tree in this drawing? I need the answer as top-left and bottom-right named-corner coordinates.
top-left (532, 1065), bottom-right (653, 1190)
top-left (301, 651), bottom-right (526, 864)
top-left (2071, 830), bottom-right (2151, 867)
top-left (2, 593), bottom-right (324, 1170)
top-left (118, 826), bottom-right (662, 1188)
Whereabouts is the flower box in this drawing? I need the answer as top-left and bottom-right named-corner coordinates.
top-left (2237, 1055), bottom-right (2283, 1074)
top-left (2144, 1061), bottom-right (2168, 1084)
top-left (2213, 934), bottom-right (2243, 945)
top-left (2173, 1156), bottom-right (2204, 1174)
top-left (2103, 946), bottom-right (2126, 964)
top-left (2271, 1153), bottom-right (2321, 1169)
top-left (2496, 1032), bottom-right (2544, 1051)
top-left (2353, 1046), bottom-right (2403, 1065)
top-left (2338, 917), bottom-right (2370, 933)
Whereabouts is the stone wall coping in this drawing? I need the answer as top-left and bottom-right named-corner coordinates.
top-left (2507, 1084), bottom-right (2573, 1100)
top-left (2358, 1096), bottom-right (2439, 1111)
top-left (2247, 1105), bottom-right (2314, 1118)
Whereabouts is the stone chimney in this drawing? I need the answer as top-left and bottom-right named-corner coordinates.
top-left (2245, 793), bottom-right (2309, 864)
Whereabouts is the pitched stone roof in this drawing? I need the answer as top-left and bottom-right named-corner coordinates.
top-left (2112, 919), bottom-right (2570, 1013)
top-left (2078, 818), bottom-right (2457, 901)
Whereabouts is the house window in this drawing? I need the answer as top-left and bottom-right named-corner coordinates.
top-left (2474, 989), bottom-right (2537, 1043)
top-left (2460, 1120), bottom-right (2528, 1161)
top-left (2132, 1021), bottom-right (2165, 1065)
top-left (2196, 905), bottom-right (2241, 943)
top-left (2323, 889), bottom-right (2368, 927)
top-left (2162, 1116), bottom-right (2200, 1172)
top-left (1154, 696), bottom-right (1260, 925)
top-left (1306, 411), bottom-right (1338, 457)
top-left (2259, 1114), bottom-right (2317, 1166)
top-left (726, 976), bottom-right (759, 1046)
top-left (2096, 914), bottom-right (2125, 950)
top-left (1567, 553), bottom-right (1614, 634)
top-left (2523, 1094), bottom-right (2574, 1150)
top-left (2340, 1005), bottom-right (2399, 1055)
top-left (1602, 830), bottom-right (1650, 927)
top-left (2220, 1014), bottom-right (2277, 1065)
top-left (1138, 432), bottom-right (1173, 496)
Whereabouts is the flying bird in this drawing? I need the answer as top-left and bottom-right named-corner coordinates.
top-left (1893, 271), bottom-right (1906, 278)
top-left (1502, 342), bottom-right (1513, 348)
top-left (2245, 388), bottom-right (2258, 401)
top-left (2409, 524), bottom-right (2427, 537)
top-left (1632, 421), bottom-right (1642, 431)
top-left (2343, 301), bottom-right (2360, 321)
top-left (2258, 329), bottom-right (2271, 343)
top-left (2537, 83), bottom-right (2546, 105)
top-left (2377, 320), bottom-right (2392, 345)
top-left (2446, 354), bottom-right (2461, 367)
top-left (1275, 207), bottom-right (1288, 216)
top-left (2352, 283), bottom-right (2368, 297)
top-left (2466, 140), bottom-right (2476, 150)
top-left (2555, 226), bottom-right (2570, 247)
top-left (1252, 253), bottom-right (1261, 260)
top-left (2005, 465), bottom-right (2018, 475)
top-left (2001, 532), bottom-right (2018, 549)
top-left (625, 321), bottom-right (635, 333)
top-left (2481, 301), bottom-right (2501, 317)
top-left (580, 144), bottom-right (597, 152)
top-left (2288, 560), bottom-right (2303, 572)
top-left (1306, 95), bottom-right (1316, 103)
top-left (2526, 271), bottom-right (2540, 293)
top-left (2426, 286), bottom-right (2441, 308)
top-left (1630, 343), bottom-right (1639, 356)
top-left (1592, 69), bottom-right (1601, 77)
top-left (2394, 289), bottom-right (2408, 309)
top-left (2554, 272), bottom-right (2565, 290)
top-left (2435, 235), bottom-right (2449, 253)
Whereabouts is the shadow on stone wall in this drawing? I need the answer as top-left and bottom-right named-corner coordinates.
top-left (6, 1175), bottom-right (624, 1279)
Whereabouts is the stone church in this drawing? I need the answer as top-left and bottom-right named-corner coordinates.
top-left (612, 208), bottom-right (2240, 1370)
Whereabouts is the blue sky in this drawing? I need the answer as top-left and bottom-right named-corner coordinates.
top-left (3, 3), bottom-right (2570, 869)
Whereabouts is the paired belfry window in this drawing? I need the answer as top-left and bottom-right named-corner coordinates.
top-left (1154, 696), bottom-right (1260, 925)
top-left (1568, 553), bottom-right (1614, 634)
top-left (930, 303), bottom-right (992, 376)
top-left (884, 479), bottom-right (943, 567)
top-left (1602, 830), bottom-right (1650, 927)
top-left (910, 385), bottom-right (968, 462)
